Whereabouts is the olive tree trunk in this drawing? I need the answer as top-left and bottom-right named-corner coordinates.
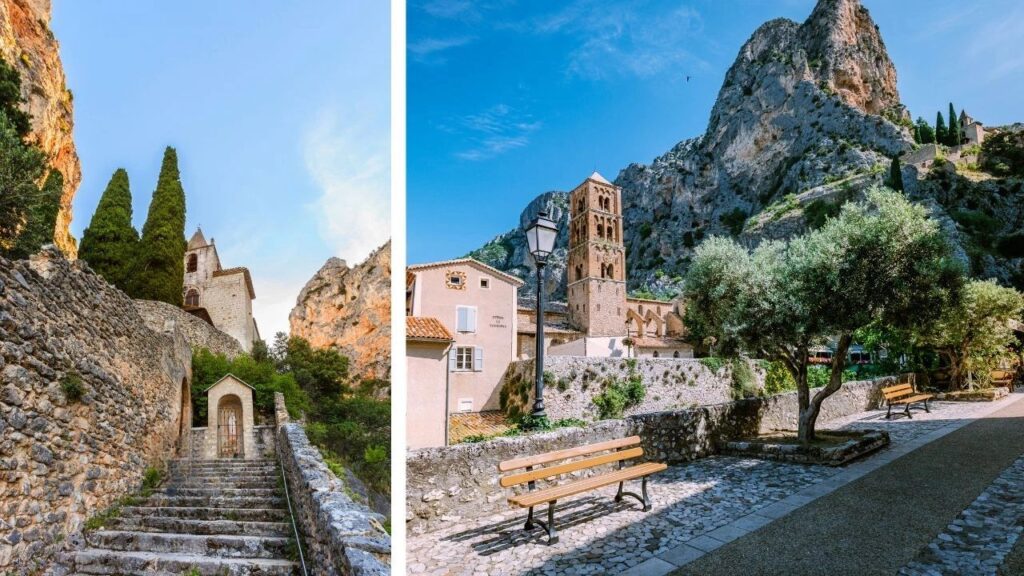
top-left (795, 334), bottom-right (854, 444)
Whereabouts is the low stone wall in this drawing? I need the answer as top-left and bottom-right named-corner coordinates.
top-left (408, 377), bottom-right (889, 535)
top-left (0, 248), bottom-right (193, 571)
top-left (500, 357), bottom-right (755, 421)
top-left (278, 420), bottom-right (390, 575)
top-left (134, 299), bottom-right (244, 358)
top-left (188, 425), bottom-right (276, 460)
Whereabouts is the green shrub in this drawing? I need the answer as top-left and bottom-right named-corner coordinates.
top-left (363, 445), bottom-right (387, 464)
top-left (804, 199), bottom-right (840, 230)
top-left (140, 466), bottom-right (162, 497)
top-left (61, 372), bottom-right (84, 402)
top-left (729, 359), bottom-right (759, 399)
top-left (593, 377), bottom-right (646, 419)
top-left (763, 361), bottom-right (797, 395)
top-left (699, 357), bottom-right (726, 372)
top-left (719, 208), bottom-right (747, 237)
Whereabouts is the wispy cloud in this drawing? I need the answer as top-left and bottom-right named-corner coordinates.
top-left (960, 2), bottom-right (1024, 82)
top-left (303, 108), bottom-right (390, 263)
top-left (517, 1), bottom-right (709, 80)
top-left (417, 0), bottom-right (511, 22)
top-left (451, 104), bottom-right (542, 161)
top-left (408, 35), bottom-right (476, 64)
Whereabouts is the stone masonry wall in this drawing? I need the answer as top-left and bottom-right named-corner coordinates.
top-left (408, 377), bottom-right (889, 535)
top-left (278, 422), bottom-right (391, 576)
top-left (0, 248), bottom-right (192, 572)
top-left (133, 299), bottom-right (244, 359)
top-left (501, 357), bottom-right (757, 421)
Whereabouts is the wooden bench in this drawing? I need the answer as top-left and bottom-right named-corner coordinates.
top-left (497, 436), bottom-right (666, 544)
top-left (882, 383), bottom-right (933, 419)
top-left (991, 370), bottom-right (1015, 392)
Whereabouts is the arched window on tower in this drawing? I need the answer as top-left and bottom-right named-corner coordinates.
top-left (578, 198), bottom-right (585, 213)
top-left (186, 254), bottom-right (198, 273)
top-left (185, 289), bottom-right (200, 307)
top-left (607, 263), bottom-right (614, 279)
top-left (576, 265), bottom-right (583, 281)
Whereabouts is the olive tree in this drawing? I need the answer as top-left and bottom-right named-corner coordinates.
top-left (684, 188), bottom-right (962, 443)
top-left (918, 279), bottom-right (1023, 389)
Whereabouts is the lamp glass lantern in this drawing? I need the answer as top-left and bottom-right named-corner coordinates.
top-left (525, 212), bottom-right (558, 262)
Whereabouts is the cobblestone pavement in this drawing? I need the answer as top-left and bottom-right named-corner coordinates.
top-left (407, 400), bottom-right (1007, 576)
top-left (899, 453), bottom-right (1024, 576)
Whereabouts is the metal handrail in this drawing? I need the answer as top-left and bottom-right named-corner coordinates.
top-left (278, 448), bottom-right (309, 576)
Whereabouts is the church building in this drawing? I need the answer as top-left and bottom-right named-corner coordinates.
top-left (182, 228), bottom-right (260, 352)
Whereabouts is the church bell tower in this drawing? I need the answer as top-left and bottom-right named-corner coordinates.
top-left (566, 172), bottom-right (627, 337)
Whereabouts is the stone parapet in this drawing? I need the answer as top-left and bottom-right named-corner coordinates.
top-left (277, 423), bottom-right (390, 575)
top-left (134, 299), bottom-right (244, 358)
top-left (409, 377), bottom-right (889, 535)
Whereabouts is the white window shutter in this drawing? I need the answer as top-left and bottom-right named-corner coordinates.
top-left (449, 349), bottom-right (457, 372)
top-left (468, 307), bottom-right (478, 332)
top-left (474, 347), bottom-right (483, 371)
top-left (456, 307), bottom-right (467, 332)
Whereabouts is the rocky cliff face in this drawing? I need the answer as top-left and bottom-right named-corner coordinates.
top-left (0, 0), bottom-right (81, 256)
top-left (472, 0), bottom-right (919, 298)
top-left (289, 241), bottom-right (391, 385)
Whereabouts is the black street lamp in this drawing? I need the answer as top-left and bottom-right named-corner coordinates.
top-left (525, 211), bottom-right (558, 422)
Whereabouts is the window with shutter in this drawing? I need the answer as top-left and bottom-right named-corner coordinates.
top-left (474, 347), bottom-right (484, 371)
top-left (453, 347), bottom-right (474, 371)
top-left (456, 306), bottom-right (478, 333)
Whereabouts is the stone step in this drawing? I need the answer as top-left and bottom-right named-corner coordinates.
top-left (170, 467), bottom-right (280, 476)
top-left (170, 460), bottom-right (277, 469)
top-left (72, 548), bottom-right (298, 576)
top-left (159, 487), bottom-right (279, 498)
top-left (86, 530), bottom-right (290, 559)
top-left (141, 494), bottom-right (285, 509)
top-left (107, 516), bottom-right (292, 537)
top-left (168, 479), bottom-right (279, 490)
top-left (120, 506), bottom-right (288, 523)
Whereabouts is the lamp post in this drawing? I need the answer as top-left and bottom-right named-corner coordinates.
top-left (525, 211), bottom-right (558, 422)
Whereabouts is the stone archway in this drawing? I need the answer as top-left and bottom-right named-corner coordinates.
top-left (217, 394), bottom-right (244, 458)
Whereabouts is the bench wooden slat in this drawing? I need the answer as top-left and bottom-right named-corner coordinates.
top-left (882, 384), bottom-right (914, 399)
top-left (498, 436), bottom-right (642, 472)
top-left (889, 393), bottom-right (932, 405)
top-left (499, 447), bottom-right (644, 488)
top-left (508, 462), bottom-right (668, 508)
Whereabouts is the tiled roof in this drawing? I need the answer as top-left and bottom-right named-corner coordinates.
top-left (212, 267), bottom-right (255, 299)
top-left (406, 316), bottom-right (453, 342)
top-left (187, 228), bottom-right (208, 250)
top-left (588, 171), bottom-right (612, 185)
top-left (407, 258), bottom-right (525, 287)
top-left (517, 298), bottom-right (569, 314)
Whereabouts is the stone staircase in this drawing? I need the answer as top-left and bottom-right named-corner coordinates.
top-left (72, 459), bottom-right (301, 575)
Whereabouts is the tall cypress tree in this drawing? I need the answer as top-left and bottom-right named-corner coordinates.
top-left (935, 111), bottom-right (947, 147)
top-left (78, 168), bottom-right (139, 292)
top-left (135, 147), bottom-right (186, 305)
top-left (948, 103), bottom-right (959, 146)
top-left (888, 157), bottom-right (904, 192)
top-left (10, 169), bottom-right (63, 259)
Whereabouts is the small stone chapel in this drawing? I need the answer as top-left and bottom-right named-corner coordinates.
top-left (201, 374), bottom-right (257, 459)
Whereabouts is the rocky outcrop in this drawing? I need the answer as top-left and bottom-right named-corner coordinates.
top-left (471, 0), bottom-right (916, 298)
top-left (289, 241), bottom-right (391, 384)
top-left (134, 299), bottom-right (245, 359)
top-left (0, 0), bottom-right (81, 256)
top-left (0, 247), bottom-right (191, 572)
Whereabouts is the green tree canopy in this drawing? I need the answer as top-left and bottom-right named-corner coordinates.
top-left (948, 103), bottom-right (960, 146)
top-left (684, 187), bottom-right (963, 442)
top-left (0, 57), bottom-right (31, 138)
top-left (135, 147), bottom-right (186, 305)
top-left (915, 117), bottom-right (936, 144)
top-left (9, 169), bottom-right (62, 259)
top-left (0, 111), bottom-right (46, 252)
top-left (935, 111), bottom-right (947, 146)
top-left (917, 280), bottom-right (1024, 389)
top-left (191, 348), bottom-right (309, 426)
top-left (78, 168), bottom-right (139, 293)
top-left (888, 156), bottom-right (904, 192)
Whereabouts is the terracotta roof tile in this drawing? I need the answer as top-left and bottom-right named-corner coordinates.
top-left (407, 258), bottom-right (525, 287)
top-left (406, 316), bottom-right (453, 341)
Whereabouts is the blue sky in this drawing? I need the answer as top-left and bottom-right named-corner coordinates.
top-left (55, 1), bottom-right (390, 339)
top-left (408, 0), bottom-right (1024, 264)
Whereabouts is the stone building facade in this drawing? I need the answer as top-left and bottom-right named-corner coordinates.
top-left (183, 228), bottom-right (259, 352)
top-left (200, 374), bottom-right (257, 459)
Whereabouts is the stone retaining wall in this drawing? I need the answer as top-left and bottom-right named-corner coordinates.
top-left (134, 299), bottom-right (244, 358)
top-left (0, 249), bottom-right (193, 571)
top-left (500, 357), bottom-right (757, 421)
top-left (188, 425), bottom-right (276, 460)
top-left (275, 394), bottom-right (390, 575)
top-left (408, 377), bottom-right (889, 535)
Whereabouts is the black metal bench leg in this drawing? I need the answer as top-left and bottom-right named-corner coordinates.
top-left (524, 506), bottom-right (535, 530)
top-left (886, 403), bottom-right (892, 419)
top-left (614, 481), bottom-right (624, 502)
top-left (546, 500), bottom-right (559, 545)
top-left (924, 399), bottom-right (931, 413)
top-left (905, 403), bottom-right (912, 419)
top-left (641, 475), bottom-right (651, 512)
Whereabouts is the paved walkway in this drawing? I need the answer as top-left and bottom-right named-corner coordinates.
top-left (407, 394), bottom-right (1024, 576)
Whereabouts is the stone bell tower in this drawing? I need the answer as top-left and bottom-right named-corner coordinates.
top-left (566, 172), bottom-right (627, 337)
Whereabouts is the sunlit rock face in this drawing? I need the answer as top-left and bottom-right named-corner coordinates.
top-left (0, 0), bottom-right (82, 256)
top-left (289, 241), bottom-right (391, 386)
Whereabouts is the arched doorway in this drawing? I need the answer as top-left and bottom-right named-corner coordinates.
top-left (217, 394), bottom-right (244, 458)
